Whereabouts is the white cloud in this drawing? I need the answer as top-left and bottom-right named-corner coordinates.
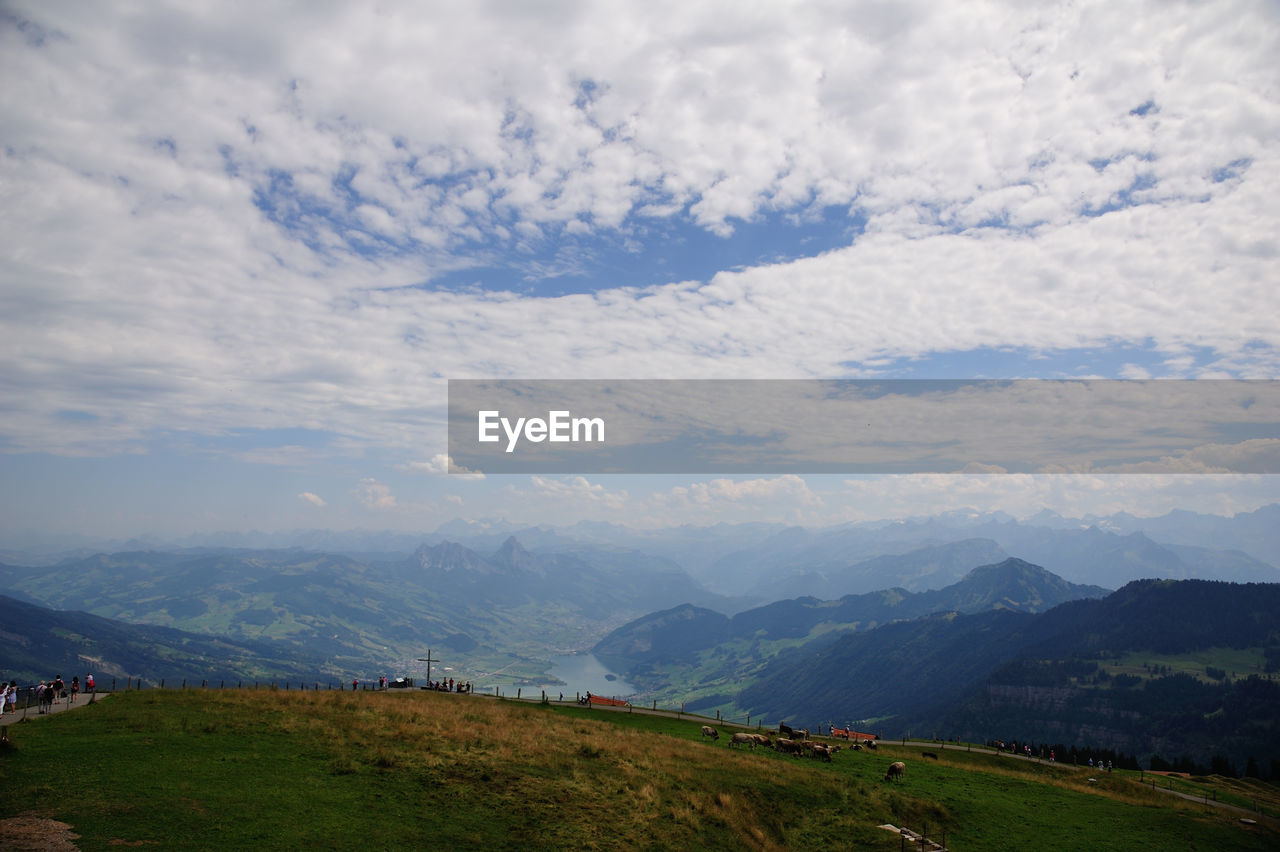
top-left (402, 454), bottom-right (486, 479)
top-left (529, 475), bottom-right (627, 510)
top-left (663, 475), bottom-right (823, 508)
top-left (353, 477), bottom-right (397, 510)
top-left (297, 491), bottom-right (327, 508)
top-left (1, 0), bottom-right (1277, 515)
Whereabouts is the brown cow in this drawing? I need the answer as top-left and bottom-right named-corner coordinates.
top-left (775, 738), bottom-right (804, 756)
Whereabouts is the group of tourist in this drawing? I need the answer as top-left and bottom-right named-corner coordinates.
top-left (424, 677), bottom-right (471, 693)
top-left (1, 673), bottom-right (96, 716)
top-left (363, 675), bottom-right (473, 693)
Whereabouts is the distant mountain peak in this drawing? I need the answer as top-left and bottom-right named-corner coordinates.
top-left (934, 557), bottom-right (1108, 614)
top-left (492, 536), bottom-right (540, 573)
top-left (962, 556), bottom-right (1050, 581)
top-left (496, 535), bottom-right (529, 557)
top-left (413, 540), bottom-right (493, 574)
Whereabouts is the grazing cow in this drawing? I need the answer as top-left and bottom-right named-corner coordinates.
top-left (922, 751), bottom-right (938, 760)
top-left (729, 732), bottom-right (756, 749)
top-left (884, 761), bottom-right (906, 782)
top-left (775, 739), bottom-right (804, 756)
top-left (788, 727), bottom-right (810, 741)
top-left (778, 722), bottom-right (793, 737)
top-left (750, 734), bottom-right (772, 748)
top-left (700, 725), bottom-right (719, 741)
top-left (865, 739), bottom-right (877, 750)
top-left (811, 744), bottom-right (833, 762)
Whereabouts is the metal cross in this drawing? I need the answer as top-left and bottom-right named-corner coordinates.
top-left (417, 649), bottom-right (439, 684)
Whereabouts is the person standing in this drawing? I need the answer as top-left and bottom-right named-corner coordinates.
top-left (70, 676), bottom-right (80, 703)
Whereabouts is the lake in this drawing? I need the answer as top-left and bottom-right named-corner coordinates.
top-left (538, 653), bottom-right (636, 699)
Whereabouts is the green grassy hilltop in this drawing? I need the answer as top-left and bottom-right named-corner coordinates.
top-left (1, 690), bottom-right (1275, 850)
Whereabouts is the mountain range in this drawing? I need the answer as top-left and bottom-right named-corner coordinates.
top-left (5, 504), bottom-right (1277, 599)
top-left (594, 557), bottom-right (1107, 669)
top-left (0, 538), bottom-right (726, 683)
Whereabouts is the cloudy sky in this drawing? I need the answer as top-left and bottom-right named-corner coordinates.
top-left (2, 1), bottom-right (1279, 545)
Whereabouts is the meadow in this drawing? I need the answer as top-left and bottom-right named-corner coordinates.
top-left (0, 689), bottom-right (1275, 850)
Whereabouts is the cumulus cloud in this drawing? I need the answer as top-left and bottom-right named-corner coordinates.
top-left (402, 453), bottom-right (486, 479)
top-left (529, 475), bottom-right (627, 510)
top-left (664, 475), bottom-right (823, 507)
top-left (353, 478), bottom-right (397, 510)
top-left (297, 491), bottom-right (327, 508)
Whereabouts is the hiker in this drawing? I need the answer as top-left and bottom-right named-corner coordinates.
top-left (70, 676), bottom-right (80, 703)
top-left (86, 673), bottom-right (95, 693)
top-left (4, 681), bottom-right (15, 714)
top-left (352, 678), bottom-right (358, 691)
top-left (53, 675), bottom-right (65, 702)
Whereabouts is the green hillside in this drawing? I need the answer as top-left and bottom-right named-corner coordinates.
top-left (0, 690), bottom-right (1274, 850)
top-left (737, 580), bottom-right (1280, 771)
top-left (596, 558), bottom-right (1107, 713)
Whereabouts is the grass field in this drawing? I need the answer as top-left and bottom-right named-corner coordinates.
top-left (1, 689), bottom-right (1275, 850)
top-left (1101, 647), bottom-right (1270, 683)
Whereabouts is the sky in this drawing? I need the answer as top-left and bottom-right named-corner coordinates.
top-left (2, 1), bottom-right (1279, 547)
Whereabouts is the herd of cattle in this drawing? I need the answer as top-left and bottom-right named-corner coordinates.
top-left (698, 722), bottom-right (906, 781)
